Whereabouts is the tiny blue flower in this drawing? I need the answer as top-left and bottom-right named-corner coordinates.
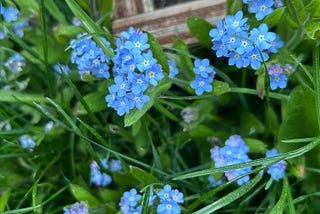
top-left (2, 6), bottom-right (19, 22)
top-left (63, 201), bottom-right (89, 214)
top-left (190, 75), bottom-right (213, 96)
top-left (19, 135), bottom-right (36, 151)
top-left (123, 188), bottom-right (142, 207)
top-left (266, 149), bottom-right (287, 180)
top-left (168, 59), bottom-right (179, 78)
top-left (193, 59), bottom-right (213, 78)
top-left (145, 63), bottom-right (164, 86)
top-left (157, 201), bottom-right (181, 214)
top-left (247, 0), bottom-right (274, 21)
top-left (250, 23), bottom-right (276, 51)
top-left (270, 74), bottom-right (288, 90)
top-left (110, 159), bottom-right (122, 172)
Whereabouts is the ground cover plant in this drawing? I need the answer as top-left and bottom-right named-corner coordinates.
top-left (0, 0), bottom-right (320, 213)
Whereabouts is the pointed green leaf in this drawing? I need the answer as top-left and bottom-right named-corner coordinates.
top-left (0, 189), bottom-right (11, 211)
top-left (264, 7), bottom-right (285, 28)
top-left (0, 90), bottom-right (46, 103)
top-left (283, 0), bottom-right (307, 27)
top-left (187, 16), bottom-right (213, 49)
top-left (146, 32), bottom-right (169, 74)
top-left (77, 91), bottom-right (107, 115)
top-left (44, 0), bottom-right (67, 25)
top-left (129, 166), bottom-right (158, 186)
top-left (70, 184), bottom-right (100, 206)
top-left (173, 38), bottom-right (194, 80)
top-left (269, 177), bottom-right (289, 214)
top-left (212, 80), bottom-right (230, 96)
top-left (124, 81), bottom-right (171, 127)
top-left (243, 138), bottom-right (267, 153)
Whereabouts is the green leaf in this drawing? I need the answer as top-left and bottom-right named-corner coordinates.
top-left (240, 111), bottom-right (265, 135)
top-left (283, 0), bottom-right (307, 27)
top-left (124, 81), bottom-right (172, 127)
top-left (129, 166), bottom-right (158, 186)
top-left (54, 25), bottom-right (83, 43)
top-left (0, 189), bottom-right (10, 211)
top-left (193, 172), bottom-right (263, 214)
top-left (187, 16), bottom-right (213, 49)
top-left (306, 20), bottom-right (320, 40)
top-left (146, 32), bottom-right (169, 74)
top-left (44, 0), bottom-right (67, 25)
top-left (243, 138), bottom-right (267, 153)
top-left (65, 0), bottom-right (114, 57)
top-left (227, 0), bottom-right (243, 15)
top-left (70, 184), bottom-right (100, 206)
top-left (307, 0), bottom-right (320, 18)
top-left (173, 38), bottom-right (194, 80)
top-left (313, 44), bottom-right (320, 129)
top-left (212, 80), bottom-right (230, 96)
top-left (77, 91), bottom-right (107, 115)
top-left (264, 7), bottom-right (285, 28)
top-left (0, 90), bottom-right (46, 103)
top-left (269, 177), bottom-right (289, 214)
top-left (279, 85), bottom-right (319, 141)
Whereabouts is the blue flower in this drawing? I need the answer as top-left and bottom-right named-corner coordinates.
top-left (249, 24), bottom-right (276, 51)
top-left (135, 50), bottom-right (157, 72)
top-left (110, 159), bottom-right (122, 172)
top-left (208, 175), bottom-right (224, 188)
top-left (268, 34), bottom-right (284, 53)
top-left (245, 48), bottom-right (269, 70)
top-left (270, 74), bottom-right (287, 90)
top-left (44, 121), bottom-right (54, 133)
top-left (53, 64), bottom-right (71, 75)
top-left (209, 19), bottom-right (225, 41)
top-left (122, 189), bottom-right (142, 207)
top-left (157, 202), bottom-right (181, 214)
top-left (63, 201), bottom-right (89, 214)
top-left (4, 53), bottom-right (25, 73)
top-left (190, 75), bottom-right (213, 96)
top-left (168, 59), bottom-right (179, 78)
top-left (145, 64), bottom-right (164, 86)
top-left (2, 6), bottom-right (19, 22)
top-left (268, 64), bottom-right (283, 76)
top-left (193, 59), bottom-right (214, 78)
top-left (224, 10), bottom-right (248, 34)
top-left (19, 135), bottom-right (36, 151)
top-left (90, 161), bottom-right (112, 187)
top-left (247, 0), bottom-right (274, 20)
top-left (128, 92), bottom-right (150, 110)
top-left (124, 32), bottom-right (150, 52)
top-left (130, 73), bottom-right (149, 94)
top-left (266, 149), bottom-right (286, 180)
top-left (157, 184), bottom-right (173, 203)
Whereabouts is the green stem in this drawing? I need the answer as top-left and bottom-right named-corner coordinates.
top-left (313, 44), bottom-right (320, 130)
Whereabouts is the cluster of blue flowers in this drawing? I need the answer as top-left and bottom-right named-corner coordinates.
top-left (265, 148), bottom-right (286, 180)
top-left (70, 33), bottom-right (111, 79)
top-left (19, 135), bottom-right (36, 152)
top-left (119, 184), bottom-right (184, 214)
top-left (0, 4), bottom-right (28, 39)
top-left (90, 158), bottom-right (122, 187)
top-left (243, 0), bottom-right (283, 20)
top-left (210, 135), bottom-right (252, 185)
top-left (268, 63), bottom-right (288, 90)
top-left (105, 27), bottom-right (165, 116)
top-left (190, 58), bottom-right (216, 96)
top-left (63, 201), bottom-right (89, 214)
top-left (209, 10), bottom-right (283, 70)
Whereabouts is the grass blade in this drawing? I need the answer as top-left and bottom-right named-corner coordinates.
top-left (193, 172), bottom-right (263, 214)
top-left (269, 177), bottom-right (289, 214)
top-left (313, 44), bottom-right (320, 129)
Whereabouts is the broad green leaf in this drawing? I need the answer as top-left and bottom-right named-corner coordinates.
top-left (173, 38), bottom-right (194, 80)
top-left (187, 16), bottom-right (213, 49)
top-left (124, 81), bottom-right (172, 127)
top-left (0, 189), bottom-right (10, 211)
top-left (193, 172), bottom-right (263, 214)
top-left (243, 138), bottom-right (267, 153)
top-left (279, 85), bottom-right (319, 141)
top-left (146, 32), bottom-right (169, 74)
top-left (305, 20), bottom-right (320, 40)
top-left (44, 0), bottom-right (67, 25)
top-left (269, 177), bottom-right (289, 214)
top-left (65, 0), bottom-right (114, 57)
top-left (129, 166), bottom-right (158, 186)
top-left (265, 106), bottom-right (280, 137)
top-left (77, 91), bottom-right (107, 115)
top-left (212, 80), bottom-right (230, 96)
top-left (54, 25), bottom-right (83, 43)
top-left (307, 0), bottom-right (320, 18)
top-left (0, 90), bottom-right (46, 103)
top-left (70, 184), bottom-right (100, 206)
top-left (134, 120), bottom-right (151, 156)
top-left (240, 111), bottom-right (265, 135)
top-left (264, 7), bottom-right (285, 28)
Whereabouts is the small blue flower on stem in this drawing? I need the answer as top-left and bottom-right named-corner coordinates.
top-left (168, 59), bottom-right (179, 78)
top-left (145, 64), bottom-right (164, 86)
top-left (190, 75), bottom-right (213, 96)
top-left (63, 201), bottom-right (89, 214)
top-left (270, 74), bottom-right (287, 90)
top-left (247, 0), bottom-right (274, 21)
top-left (193, 59), bottom-right (213, 78)
top-left (19, 135), bottom-right (36, 152)
top-left (2, 6), bottom-right (19, 22)
top-left (266, 149), bottom-right (287, 180)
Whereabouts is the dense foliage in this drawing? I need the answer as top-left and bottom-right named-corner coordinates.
top-left (1, 0), bottom-right (320, 213)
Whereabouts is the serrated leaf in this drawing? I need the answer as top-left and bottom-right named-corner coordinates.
top-left (129, 166), bottom-right (158, 186)
top-left (193, 172), bottom-right (263, 214)
top-left (146, 32), bottom-right (169, 74)
top-left (264, 7), bottom-right (285, 28)
top-left (77, 91), bottom-right (107, 114)
top-left (187, 16), bottom-right (213, 49)
top-left (70, 184), bottom-right (100, 206)
top-left (212, 80), bottom-right (230, 96)
top-left (124, 81), bottom-right (171, 127)
top-left (305, 20), bottom-right (320, 40)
